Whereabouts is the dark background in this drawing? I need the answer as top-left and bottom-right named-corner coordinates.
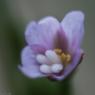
top-left (0, 0), bottom-right (95, 95)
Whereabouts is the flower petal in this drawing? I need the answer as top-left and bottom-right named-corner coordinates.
top-left (19, 65), bottom-right (45, 78)
top-left (61, 11), bottom-right (85, 52)
top-left (21, 46), bottom-right (37, 66)
top-left (25, 16), bottom-right (60, 49)
top-left (20, 46), bottom-right (44, 78)
top-left (53, 49), bottom-right (83, 80)
top-left (57, 29), bottom-right (68, 52)
top-left (30, 44), bottom-right (46, 54)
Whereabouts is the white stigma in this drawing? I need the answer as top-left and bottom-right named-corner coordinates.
top-left (37, 50), bottom-right (64, 74)
top-left (36, 54), bottom-right (50, 64)
top-left (45, 50), bottom-right (62, 64)
top-left (51, 63), bottom-right (63, 73)
top-left (40, 64), bottom-right (51, 74)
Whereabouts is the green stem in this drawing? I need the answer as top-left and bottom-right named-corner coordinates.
top-left (60, 77), bottom-right (73, 95)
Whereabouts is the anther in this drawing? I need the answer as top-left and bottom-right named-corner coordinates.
top-left (61, 53), bottom-right (66, 62)
top-left (65, 54), bottom-right (71, 63)
top-left (54, 48), bottom-right (62, 55)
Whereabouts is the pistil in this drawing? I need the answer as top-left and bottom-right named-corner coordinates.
top-left (36, 49), bottom-right (71, 75)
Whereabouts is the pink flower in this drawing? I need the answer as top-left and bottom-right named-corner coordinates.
top-left (19, 11), bottom-right (85, 80)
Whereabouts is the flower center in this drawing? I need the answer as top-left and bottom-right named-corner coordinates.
top-left (54, 49), bottom-right (71, 66)
top-left (36, 48), bottom-right (71, 74)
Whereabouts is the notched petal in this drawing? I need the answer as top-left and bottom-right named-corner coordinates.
top-left (25, 16), bottom-right (60, 49)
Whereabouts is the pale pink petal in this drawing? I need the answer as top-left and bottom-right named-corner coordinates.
top-left (25, 17), bottom-right (60, 49)
top-left (21, 46), bottom-right (37, 66)
top-left (30, 44), bottom-right (46, 54)
top-left (61, 11), bottom-right (84, 53)
top-left (19, 65), bottom-right (45, 78)
top-left (20, 46), bottom-right (44, 78)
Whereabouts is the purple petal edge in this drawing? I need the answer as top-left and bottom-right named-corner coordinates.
top-left (20, 46), bottom-right (46, 78)
top-left (52, 49), bottom-right (84, 80)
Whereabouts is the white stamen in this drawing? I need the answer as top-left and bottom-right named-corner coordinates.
top-left (45, 50), bottom-right (62, 64)
top-left (51, 63), bottom-right (63, 73)
top-left (40, 64), bottom-right (51, 74)
top-left (36, 54), bottom-right (50, 64)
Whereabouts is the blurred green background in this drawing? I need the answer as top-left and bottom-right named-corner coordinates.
top-left (0, 0), bottom-right (95, 95)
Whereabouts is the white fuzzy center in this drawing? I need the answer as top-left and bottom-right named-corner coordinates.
top-left (51, 63), bottom-right (63, 73)
top-left (40, 64), bottom-right (51, 74)
top-left (36, 50), bottom-right (64, 74)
